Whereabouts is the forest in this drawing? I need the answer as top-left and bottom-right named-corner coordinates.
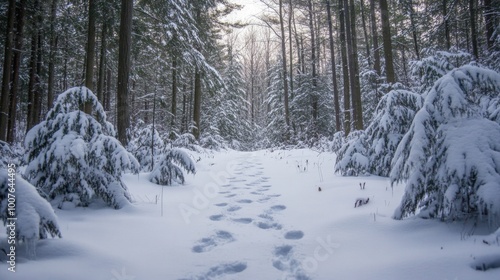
top-left (0, 0), bottom-right (500, 279)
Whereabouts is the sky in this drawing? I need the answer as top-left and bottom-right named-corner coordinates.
top-left (225, 0), bottom-right (267, 24)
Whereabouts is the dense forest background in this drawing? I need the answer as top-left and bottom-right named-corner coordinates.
top-left (0, 0), bottom-right (499, 150)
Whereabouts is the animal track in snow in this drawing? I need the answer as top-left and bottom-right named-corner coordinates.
top-left (209, 214), bottom-right (224, 221)
top-left (270, 205), bottom-right (287, 211)
top-left (214, 203), bottom-right (228, 207)
top-left (272, 245), bottom-right (310, 279)
top-left (284, 230), bottom-right (304, 240)
top-left (186, 262), bottom-right (247, 279)
top-left (225, 194), bottom-right (237, 198)
top-left (256, 221), bottom-right (282, 230)
top-left (227, 205), bottom-right (242, 212)
top-left (232, 218), bottom-right (253, 224)
top-left (237, 199), bottom-right (253, 204)
top-left (192, 230), bottom-right (234, 253)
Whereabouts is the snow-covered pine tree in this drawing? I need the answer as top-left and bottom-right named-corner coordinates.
top-left (409, 49), bottom-right (473, 94)
top-left (391, 65), bottom-right (500, 225)
top-left (364, 89), bottom-right (423, 176)
top-left (128, 120), bottom-right (165, 171)
top-left (264, 58), bottom-right (289, 146)
top-left (0, 169), bottom-right (61, 258)
top-left (334, 130), bottom-right (369, 176)
top-left (24, 87), bottom-right (139, 209)
top-left (149, 148), bottom-right (196, 185)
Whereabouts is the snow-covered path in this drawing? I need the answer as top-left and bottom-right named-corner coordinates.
top-left (182, 154), bottom-right (309, 279)
top-left (1, 149), bottom-right (499, 280)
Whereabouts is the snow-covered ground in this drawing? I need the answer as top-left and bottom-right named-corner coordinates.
top-left (1, 149), bottom-right (499, 279)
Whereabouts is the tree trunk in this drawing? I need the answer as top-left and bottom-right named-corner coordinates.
top-left (279, 0), bottom-right (290, 130)
top-left (443, 0), bottom-right (451, 50)
top-left (0, 0), bottom-right (16, 141)
top-left (370, 0), bottom-right (381, 75)
top-left (7, 0), bottom-right (26, 143)
top-left (171, 58), bottom-right (177, 128)
top-left (33, 29), bottom-right (43, 127)
top-left (84, 0), bottom-right (96, 114)
top-left (47, 0), bottom-right (58, 111)
top-left (339, 0), bottom-right (351, 135)
top-left (346, 0), bottom-right (363, 130)
top-left (192, 69), bottom-right (201, 139)
top-left (326, 0), bottom-right (341, 132)
top-left (360, 0), bottom-right (371, 64)
top-left (469, 0), bottom-right (479, 59)
top-left (308, 0), bottom-right (318, 125)
top-left (97, 14), bottom-right (108, 104)
top-left (379, 0), bottom-right (396, 84)
top-left (483, 0), bottom-right (495, 49)
top-left (288, 0), bottom-right (294, 103)
top-left (26, 30), bottom-right (38, 132)
top-left (116, 0), bottom-right (133, 145)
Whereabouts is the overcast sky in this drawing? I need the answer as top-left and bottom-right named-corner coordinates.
top-left (225, 0), bottom-right (267, 24)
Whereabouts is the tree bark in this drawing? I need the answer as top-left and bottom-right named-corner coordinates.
top-left (171, 58), bottom-right (177, 128)
top-left (469, 0), bottom-right (479, 59)
top-left (0, 0), bottom-right (16, 141)
top-left (279, 0), bottom-right (290, 130)
top-left (117, 0), bottom-right (133, 145)
top-left (338, 0), bottom-right (351, 135)
top-left (97, 11), bottom-right (108, 104)
top-left (360, 0), bottom-right (371, 64)
top-left (326, 0), bottom-right (341, 132)
top-left (84, 0), bottom-right (96, 113)
top-left (370, 0), bottom-right (381, 75)
top-left (443, 0), bottom-right (451, 50)
top-left (192, 69), bottom-right (201, 139)
top-left (7, 0), bottom-right (26, 143)
top-left (47, 0), bottom-right (58, 111)
top-left (379, 0), bottom-right (396, 84)
top-left (346, 0), bottom-right (363, 130)
top-left (308, 0), bottom-right (318, 125)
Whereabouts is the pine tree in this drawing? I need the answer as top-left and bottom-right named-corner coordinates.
top-left (391, 65), bottom-right (500, 224)
top-left (149, 148), bottom-right (196, 185)
top-left (24, 87), bottom-right (139, 209)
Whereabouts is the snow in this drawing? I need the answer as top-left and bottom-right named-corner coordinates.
top-left (1, 149), bottom-right (499, 279)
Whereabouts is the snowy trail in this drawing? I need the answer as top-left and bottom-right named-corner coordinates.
top-left (184, 154), bottom-right (309, 280)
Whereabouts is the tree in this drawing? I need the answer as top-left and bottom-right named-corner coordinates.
top-left (325, 0), bottom-right (341, 132)
top-left (116, 0), bottom-right (133, 145)
top-left (0, 0), bottom-right (16, 141)
top-left (149, 149), bottom-right (196, 185)
top-left (24, 87), bottom-right (139, 209)
top-left (379, 0), bottom-right (396, 83)
top-left (1, 168), bottom-right (62, 258)
top-left (391, 65), bottom-right (500, 222)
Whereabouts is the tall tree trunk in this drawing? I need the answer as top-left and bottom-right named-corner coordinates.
top-left (346, 0), bottom-right (363, 130)
top-left (0, 0), bottom-right (16, 141)
top-left (97, 12), bottom-right (108, 103)
top-left (308, 0), bottom-right (318, 125)
top-left (26, 29), bottom-right (38, 132)
top-left (370, 0), bottom-right (381, 75)
top-left (171, 58), bottom-right (177, 129)
top-left (360, 0), bottom-right (371, 64)
top-left (84, 0), bottom-right (96, 113)
top-left (326, 0), bottom-right (341, 132)
top-left (7, 0), bottom-right (26, 143)
top-left (288, 0), bottom-right (294, 102)
top-left (443, 0), bottom-right (451, 50)
top-left (279, 0), bottom-right (290, 131)
top-left (33, 29), bottom-right (43, 127)
top-left (105, 67), bottom-right (111, 111)
top-left (379, 0), bottom-right (396, 84)
top-left (192, 69), bottom-right (201, 139)
top-left (469, 0), bottom-right (479, 59)
top-left (483, 0), bottom-right (495, 49)
top-left (408, 0), bottom-right (420, 60)
top-left (47, 0), bottom-right (58, 111)
top-left (116, 0), bottom-right (133, 145)
top-left (339, 0), bottom-right (351, 135)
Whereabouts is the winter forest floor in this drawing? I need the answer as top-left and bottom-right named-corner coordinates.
top-left (1, 149), bottom-right (500, 280)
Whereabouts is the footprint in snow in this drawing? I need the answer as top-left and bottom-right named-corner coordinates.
top-left (257, 197), bottom-right (271, 203)
top-left (183, 261), bottom-right (247, 280)
top-left (209, 214), bottom-right (224, 221)
top-left (237, 199), bottom-right (252, 204)
top-left (272, 245), bottom-right (310, 280)
top-left (256, 221), bottom-right (282, 230)
top-left (218, 191), bottom-right (230, 194)
top-left (232, 218), bottom-right (253, 224)
top-left (191, 230), bottom-right (234, 253)
top-left (225, 194), bottom-right (237, 198)
top-left (214, 202), bottom-right (228, 207)
top-left (270, 205), bottom-right (287, 211)
top-left (284, 230), bottom-right (304, 240)
top-left (227, 205), bottom-right (242, 212)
